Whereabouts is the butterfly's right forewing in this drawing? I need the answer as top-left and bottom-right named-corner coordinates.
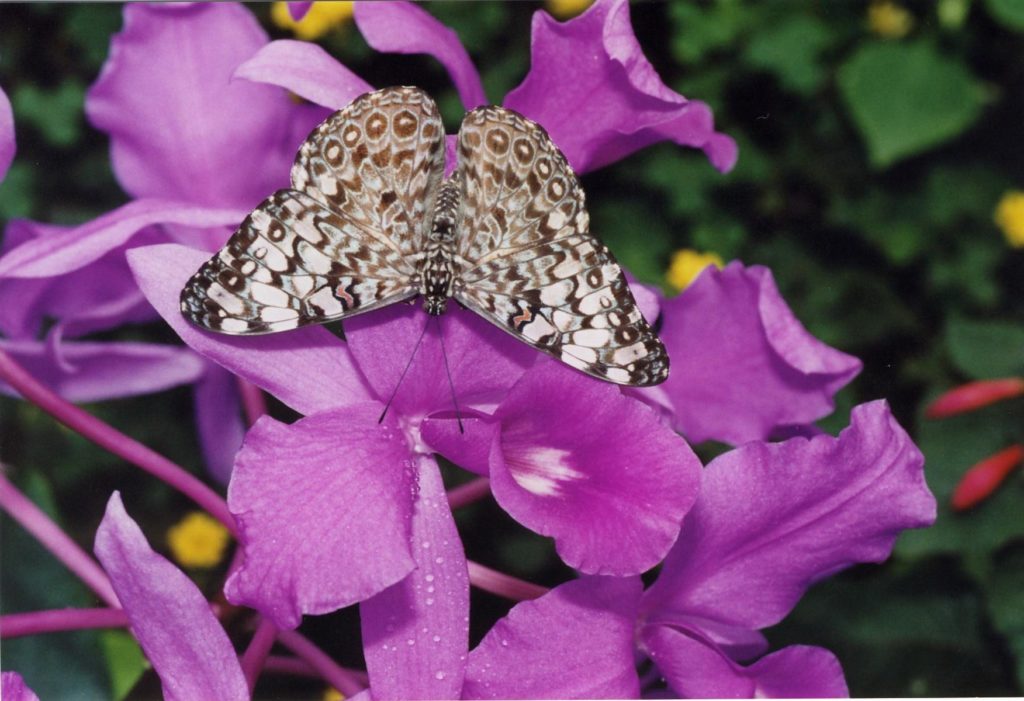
top-left (181, 87), bottom-right (446, 335)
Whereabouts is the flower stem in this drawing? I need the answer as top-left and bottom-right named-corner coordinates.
top-left (0, 349), bottom-right (235, 534)
top-left (446, 477), bottom-right (491, 509)
top-left (241, 617), bottom-right (278, 692)
top-left (0, 608), bottom-right (129, 638)
top-left (278, 629), bottom-right (366, 697)
top-left (467, 560), bottom-right (547, 601)
top-left (0, 473), bottom-right (119, 607)
top-left (236, 376), bottom-right (267, 427)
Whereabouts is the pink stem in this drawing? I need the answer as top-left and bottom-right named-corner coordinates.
top-left (446, 477), bottom-right (491, 509)
top-left (0, 474), bottom-right (119, 607)
top-left (467, 560), bottom-right (547, 601)
top-left (264, 655), bottom-right (316, 678)
top-left (240, 617), bottom-right (278, 692)
top-left (0, 349), bottom-right (235, 534)
top-left (278, 629), bottom-right (365, 697)
top-left (0, 608), bottom-right (129, 638)
top-left (236, 376), bottom-right (267, 427)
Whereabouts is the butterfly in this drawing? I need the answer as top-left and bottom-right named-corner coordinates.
top-left (180, 86), bottom-right (669, 387)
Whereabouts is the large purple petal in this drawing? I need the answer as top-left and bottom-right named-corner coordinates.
top-left (642, 625), bottom-right (847, 699)
top-left (360, 456), bottom-right (469, 700)
top-left (353, 2), bottom-right (486, 110)
top-left (504, 0), bottom-right (736, 173)
top-left (489, 360), bottom-right (701, 575)
top-left (464, 576), bottom-right (642, 699)
top-left (94, 493), bottom-right (248, 701)
top-left (234, 39), bottom-right (372, 110)
top-left (287, 1), bottom-right (312, 21)
top-left (0, 86), bottom-right (13, 182)
top-left (345, 303), bottom-right (534, 419)
top-left (642, 401), bottom-right (936, 631)
top-left (128, 243), bottom-right (374, 415)
top-left (193, 364), bottom-right (246, 485)
top-left (0, 673), bottom-right (39, 701)
top-left (420, 413), bottom-right (499, 477)
top-left (225, 405), bottom-right (417, 629)
top-left (0, 339), bottom-right (205, 403)
top-left (0, 200), bottom-right (246, 279)
top-left (86, 3), bottom-right (306, 209)
top-left (658, 263), bottom-right (862, 445)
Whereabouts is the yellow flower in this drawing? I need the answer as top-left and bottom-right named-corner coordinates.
top-left (867, 1), bottom-right (914, 39)
top-left (271, 1), bottom-right (354, 41)
top-left (666, 249), bottom-right (724, 292)
top-left (322, 687), bottom-right (345, 701)
top-left (995, 190), bottom-right (1024, 248)
top-left (546, 0), bottom-right (595, 20)
top-left (166, 512), bottom-right (231, 569)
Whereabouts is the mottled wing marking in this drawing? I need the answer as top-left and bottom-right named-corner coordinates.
top-left (181, 86), bottom-right (444, 334)
top-left (180, 189), bottom-right (418, 334)
top-left (453, 108), bottom-right (669, 386)
top-left (291, 86), bottom-right (446, 260)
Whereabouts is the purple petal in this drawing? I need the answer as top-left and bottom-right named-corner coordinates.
top-left (225, 405), bottom-right (417, 629)
top-left (193, 364), bottom-right (246, 484)
top-left (127, 243), bottom-right (374, 415)
top-left (0, 200), bottom-right (246, 279)
top-left (360, 456), bottom-right (469, 700)
top-left (354, 2), bottom-right (486, 110)
top-left (489, 360), bottom-right (701, 575)
top-left (287, 1), bottom-right (312, 21)
top-left (642, 626), bottom-right (847, 699)
top-left (94, 492), bottom-right (249, 701)
top-left (504, 0), bottom-right (736, 173)
top-left (0, 220), bottom-right (159, 339)
top-left (345, 303), bottom-right (534, 419)
top-left (235, 39), bottom-right (372, 110)
top-left (0, 338), bottom-right (205, 403)
top-left (420, 414), bottom-right (499, 477)
top-left (464, 576), bottom-right (642, 699)
top-left (643, 401), bottom-right (936, 631)
top-left (1, 673), bottom-right (39, 701)
top-left (86, 3), bottom-right (307, 209)
top-left (0, 86), bottom-right (14, 182)
top-left (658, 263), bottom-right (862, 445)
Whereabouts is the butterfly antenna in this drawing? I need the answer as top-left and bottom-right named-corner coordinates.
top-left (435, 316), bottom-right (464, 434)
top-left (378, 319), bottom-right (430, 425)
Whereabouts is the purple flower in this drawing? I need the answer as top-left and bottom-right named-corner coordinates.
top-left (0, 85), bottom-right (13, 182)
top-left (652, 263), bottom-right (863, 445)
top-left (635, 401), bottom-right (936, 697)
top-left (0, 672), bottom-right (40, 701)
top-left (94, 492), bottom-right (249, 701)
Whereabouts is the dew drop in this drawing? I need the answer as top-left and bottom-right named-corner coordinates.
top-left (426, 597), bottom-right (435, 606)
top-left (406, 639), bottom-right (415, 646)
top-left (434, 556), bottom-right (444, 564)
top-left (425, 574), bottom-right (435, 583)
top-left (421, 540), bottom-right (431, 549)
top-left (435, 671), bottom-right (446, 680)
top-left (432, 635), bottom-right (441, 643)
top-left (500, 639), bottom-right (509, 647)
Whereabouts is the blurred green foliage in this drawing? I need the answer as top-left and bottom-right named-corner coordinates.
top-left (1, 1), bottom-right (1022, 697)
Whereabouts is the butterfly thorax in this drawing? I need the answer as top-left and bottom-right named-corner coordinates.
top-left (421, 177), bottom-right (460, 315)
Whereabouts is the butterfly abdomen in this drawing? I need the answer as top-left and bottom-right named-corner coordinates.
top-left (421, 178), bottom-right (461, 315)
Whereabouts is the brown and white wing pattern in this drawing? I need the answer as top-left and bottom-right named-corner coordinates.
top-left (452, 107), bottom-right (669, 386)
top-left (180, 87), bottom-right (445, 334)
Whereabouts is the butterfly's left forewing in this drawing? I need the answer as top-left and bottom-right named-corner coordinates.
top-left (453, 107), bottom-right (669, 386)
top-left (181, 87), bottom-right (446, 335)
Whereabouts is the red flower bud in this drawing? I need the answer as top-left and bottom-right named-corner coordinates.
top-left (925, 378), bottom-right (1024, 419)
top-left (951, 444), bottom-right (1024, 511)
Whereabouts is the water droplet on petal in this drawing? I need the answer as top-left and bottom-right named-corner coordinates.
top-left (433, 635), bottom-right (441, 642)
top-left (425, 574), bottom-right (435, 583)
top-left (407, 639), bottom-right (415, 646)
top-left (435, 671), bottom-right (446, 680)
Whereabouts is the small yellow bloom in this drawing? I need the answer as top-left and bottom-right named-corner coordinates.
top-left (995, 190), bottom-right (1024, 248)
top-left (546, 0), bottom-right (595, 20)
top-left (867, 1), bottom-right (914, 39)
top-left (167, 512), bottom-right (230, 569)
top-left (666, 249), bottom-right (724, 292)
top-left (271, 1), bottom-right (354, 41)
top-left (322, 687), bottom-right (345, 701)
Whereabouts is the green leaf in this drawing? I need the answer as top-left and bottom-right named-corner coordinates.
top-left (837, 41), bottom-right (988, 167)
top-left (590, 200), bottom-right (672, 285)
top-left (743, 15), bottom-right (832, 95)
top-left (981, 546), bottom-right (1024, 689)
top-left (101, 630), bottom-right (149, 701)
top-left (11, 81), bottom-right (87, 148)
top-left (896, 398), bottom-right (1024, 559)
top-left (986, 0), bottom-right (1024, 31)
top-left (946, 318), bottom-right (1024, 379)
top-left (668, 0), bottom-right (750, 64)
top-left (0, 162), bottom-right (37, 220)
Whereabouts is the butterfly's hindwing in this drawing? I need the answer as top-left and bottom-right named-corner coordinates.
top-left (452, 107), bottom-right (669, 386)
top-left (180, 189), bottom-right (418, 334)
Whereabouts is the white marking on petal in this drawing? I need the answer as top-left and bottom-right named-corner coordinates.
top-left (506, 446), bottom-right (585, 497)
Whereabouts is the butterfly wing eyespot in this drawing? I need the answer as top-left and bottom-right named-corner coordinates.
top-left (180, 87), bottom-right (446, 335)
top-left (452, 107), bottom-right (669, 387)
